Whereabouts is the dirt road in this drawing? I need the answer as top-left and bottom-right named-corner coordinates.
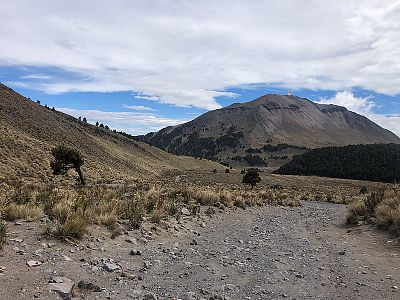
top-left (1, 201), bottom-right (399, 299)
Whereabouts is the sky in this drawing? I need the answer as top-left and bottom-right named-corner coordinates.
top-left (1, 0), bottom-right (400, 136)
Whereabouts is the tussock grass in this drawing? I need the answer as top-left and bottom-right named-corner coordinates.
top-left (5, 203), bottom-right (42, 221)
top-left (347, 188), bottom-right (400, 236)
top-left (0, 179), bottom-right (305, 241)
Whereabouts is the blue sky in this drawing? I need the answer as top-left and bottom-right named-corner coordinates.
top-left (1, 1), bottom-right (400, 135)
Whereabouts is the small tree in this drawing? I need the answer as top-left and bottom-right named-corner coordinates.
top-left (242, 168), bottom-right (261, 189)
top-left (50, 145), bottom-right (85, 185)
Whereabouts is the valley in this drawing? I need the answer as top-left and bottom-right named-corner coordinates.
top-left (1, 84), bottom-right (399, 300)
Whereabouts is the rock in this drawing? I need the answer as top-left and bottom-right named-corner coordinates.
top-left (130, 249), bottom-right (142, 256)
top-left (50, 276), bottom-right (65, 283)
top-left (14, 247), bottom-right (26, 255)
top-left (338, 250), bottom-right (346, 256)
top-left (270, 183), bottom-right (283, 190)
top-left (142, 293), bottom-right (157, 300)
top-left (125, 238), bottom-right (137, 244)
top-left (295, 273), bottom-right (304, 278)
top-left (392, 285), bottom-right (399, 290)
top-left (185, 291), bottom-right (196, 299)
top-left (143, 261), bottom-right (152, 269)
top-left (62, 255), bottom-right (72, 261)
top-left (103, 262), bottom-right (121, 272)
top-left (10, 238), bottom-right (23, 243)
top-left (49, 277), bottom-right (74, 300)
top-left (77, 280), bottom-right (101, 292)
top-left (26, 260), bottom-right (42, 267)
top-left (190, 239), bottom-right (198, 245)
top-left (181, 207), bottom-right (191, 216)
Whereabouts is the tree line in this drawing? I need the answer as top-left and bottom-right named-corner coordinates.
top-left (274, 143), bottom-right (400, 183)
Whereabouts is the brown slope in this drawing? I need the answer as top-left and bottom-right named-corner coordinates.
top-left (0, 83), bottom-right (221, 184)
top-left (140, 94), bottom-right (400, 168)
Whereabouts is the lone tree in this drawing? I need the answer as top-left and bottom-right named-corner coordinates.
top-left (50, 145), bottom-right (85, 185)
top-left (242, 168), bottom-right (261, 189)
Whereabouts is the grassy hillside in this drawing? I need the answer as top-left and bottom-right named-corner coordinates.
top-left (274, 143), bottom-right (400, 183)
top-left (0, 83), bottom-right (222, 184)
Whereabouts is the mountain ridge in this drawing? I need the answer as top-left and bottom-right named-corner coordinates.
top-left (139, 94), bottom-right (400, 167)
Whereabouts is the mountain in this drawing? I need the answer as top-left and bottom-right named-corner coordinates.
top-left (0, 83), bottom-right (221, 184)
top-left (139, 94), bottom-right (400, 168)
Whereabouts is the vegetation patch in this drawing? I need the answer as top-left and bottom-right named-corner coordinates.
top-left (274, 143), bottom-right (400, 182)
top-left (347, 188), bottom-right (400, 236)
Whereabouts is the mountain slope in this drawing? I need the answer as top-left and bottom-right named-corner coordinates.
top-left (0, 83), bottom-right (221, 184)
top-left (139, 94), bottom-right (400, 167)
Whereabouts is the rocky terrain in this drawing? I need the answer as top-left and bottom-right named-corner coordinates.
top-left (140, 94), bottom-right (400, 167)
top-left (1, 201), bottom-right (399, 299)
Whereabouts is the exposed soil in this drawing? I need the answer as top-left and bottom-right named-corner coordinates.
top-left (1, 201), bottom-right (399, 300)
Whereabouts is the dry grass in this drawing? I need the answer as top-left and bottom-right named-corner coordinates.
top-left (347, 188), bottom-right (400, 236)
top-left (2, 171), bottom-right (392, 242)
top-left (5, 203), bottom-right (42, 221)
top-left (0, 178), bottom-right (304, 240)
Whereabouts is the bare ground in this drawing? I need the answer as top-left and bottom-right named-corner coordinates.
top-left (1, 201), bottom-right (399, 300)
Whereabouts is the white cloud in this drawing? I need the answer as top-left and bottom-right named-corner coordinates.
top-left (21, 74), bottom-right (51, 80)
top-left (318, 91), bottom-right (376, 115)
top-left (317, 91), bottom-right (400, 136)
top-left (123, 105), bottom-right (157, 112)
top-left (0, 1), bottom-right (399, 110)
top-left (57, 108), bottom-right (187, 135)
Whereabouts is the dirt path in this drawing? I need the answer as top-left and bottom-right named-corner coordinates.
top-left (1, 201), bottom-right (399, 299)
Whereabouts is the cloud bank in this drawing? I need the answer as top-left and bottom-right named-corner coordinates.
top-left (1, 0), bottom-right (400, 110)
top-left (58, 108), bottom-right (187, 135)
